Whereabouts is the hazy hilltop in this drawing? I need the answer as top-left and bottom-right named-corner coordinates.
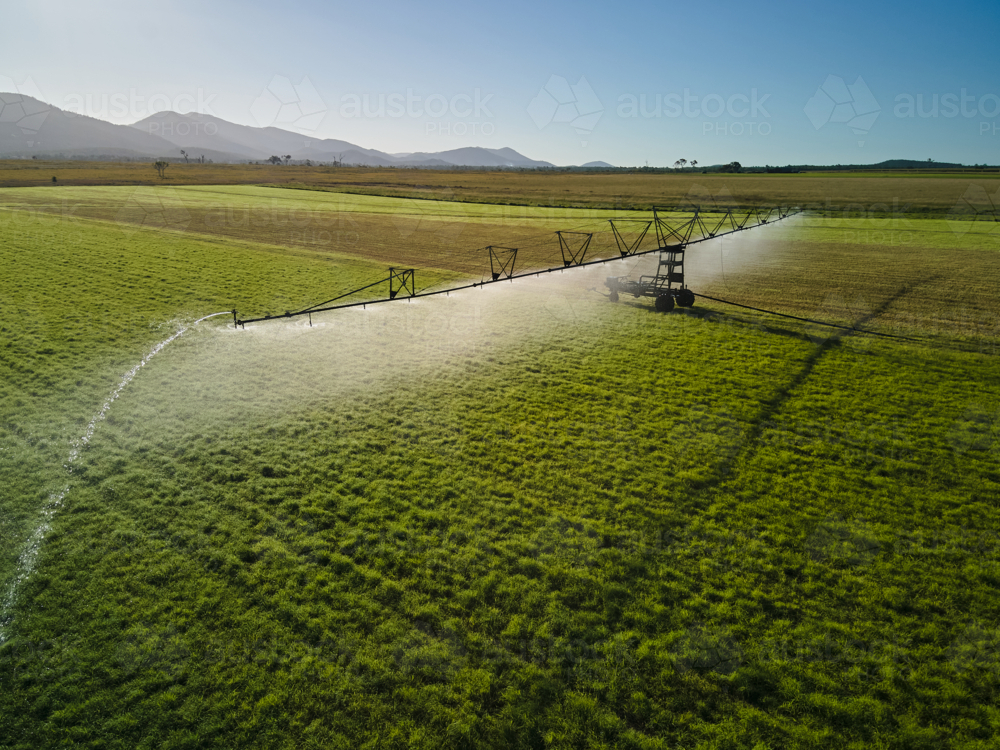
top-left (129, 111), bottom-right (365, 162)
top-left (129, 111), bottom-right (555, 167)
top-left (390, 147), bottom-right (554, 168)
top-left (0, 93), bottom-right (556, 167)
top-left (0, 92), bottom-right (184, 160)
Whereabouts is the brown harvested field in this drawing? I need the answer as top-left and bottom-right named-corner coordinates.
top-left (0, 185), bottom-right (638, 278)
top-left (2, 160), bottom-right (999, 214)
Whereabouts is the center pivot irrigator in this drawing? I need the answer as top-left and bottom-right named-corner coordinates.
top-left (233, 203), bottom-right (798, 327)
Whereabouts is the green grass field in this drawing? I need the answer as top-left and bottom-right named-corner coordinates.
top-left (1, 185), bottom-right (999, 749)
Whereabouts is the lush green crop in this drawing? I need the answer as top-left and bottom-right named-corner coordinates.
top-left (1, 189), bottom-right (999, 749)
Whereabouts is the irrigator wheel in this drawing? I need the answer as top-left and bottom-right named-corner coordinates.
top-left (655, 294), bottom-right (675, 312)
top-left (677, 289), bottom-right (695, 308)
top-left (609, 291), bottom-right (619, 303)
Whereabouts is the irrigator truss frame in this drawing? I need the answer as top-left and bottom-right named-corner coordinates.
top-left (233, 204), bottom-right (798, 327)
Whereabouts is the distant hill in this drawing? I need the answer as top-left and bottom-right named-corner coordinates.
top-left (873, 159), bottom-right (965, 169)
top-left (580, 161), bottom-right (615, 168)
top-left (129, 111), bottom-right (385, 163)
top-left (0, 92), bottom-right (180, 160)
top-left (760, 159), bottom-right (968, 173)
top-left (129, 111), bottom-right (553, 167)
top-left (0, 93), bottom-right (555, 167)
top-left (391, 147), bottom-right (551, 168)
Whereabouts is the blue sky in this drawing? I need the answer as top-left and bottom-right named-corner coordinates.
top-left (3, 0), bottom-right (999, 166)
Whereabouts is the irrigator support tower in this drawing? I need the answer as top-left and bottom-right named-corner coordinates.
top-left (605, 205), bottom-right (782, 312)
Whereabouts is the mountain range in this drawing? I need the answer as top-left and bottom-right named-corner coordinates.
top-left (0, 92), bottom-right (561, 167)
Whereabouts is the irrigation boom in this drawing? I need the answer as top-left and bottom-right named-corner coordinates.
top-left (233, 205), bottom-right (799, 328)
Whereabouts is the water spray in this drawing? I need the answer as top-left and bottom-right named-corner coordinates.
top-left (0, 310), bottom-right (232, 644)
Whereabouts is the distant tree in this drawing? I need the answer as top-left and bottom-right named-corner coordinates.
top-left (283, 154), bottom-right (292, 165)
top-left (153, 161), bottom-right (168, 178)
top-left (180, 150), bottom-right (189, 163)
top-left (268, 155), bottom-right (282, 165)
top-left (673, 160), bottom-right (681, 169)
top-left (678, 158), bottom-right (688, 169)
top-left (690, 160), bottom-right (698, 170)
top-left (52, 176), bottom-right (57, 183)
